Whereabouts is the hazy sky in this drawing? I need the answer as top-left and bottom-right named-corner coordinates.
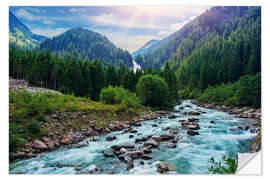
top-left (9, 6), bottom-right (210, 53)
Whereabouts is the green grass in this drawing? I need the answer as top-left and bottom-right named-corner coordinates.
top-left (9, 90), bottom-right (145, 153)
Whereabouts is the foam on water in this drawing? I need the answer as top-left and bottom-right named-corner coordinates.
top-left (9, 100), bottom-right (257, 174)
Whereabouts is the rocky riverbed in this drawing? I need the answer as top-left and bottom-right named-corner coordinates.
top-left (9, 100), bottom-right (259, 174)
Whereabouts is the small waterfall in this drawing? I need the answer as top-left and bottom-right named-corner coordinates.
top-left (133, 60), bottom-right (141, 72)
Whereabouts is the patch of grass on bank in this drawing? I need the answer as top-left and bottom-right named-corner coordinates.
top-left (178, 73), bottom-right (261, 108)
top-left (9, 90), bottom-right (145, 153)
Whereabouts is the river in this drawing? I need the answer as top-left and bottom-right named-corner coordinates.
top-left (9, 100), bottom-right (257, 174)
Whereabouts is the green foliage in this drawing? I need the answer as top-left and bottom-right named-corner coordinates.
top-left (9, 123), bottom-right (25, 152)
top-left (136, 74), bottom-right (171, 108)
top-left (39, 27), bottom-right (133, 67)
top-left (236, 73), bottom-right (261, 108)
top-left (99, 86), bottom-right (140, 108)
top-left (182, 73), bottom-right (261, 108)
top-left (208, 155), bottom-right (237, 174)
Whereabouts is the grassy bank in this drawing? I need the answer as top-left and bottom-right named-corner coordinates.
top-left (9, 90), bottom-right (145, 154)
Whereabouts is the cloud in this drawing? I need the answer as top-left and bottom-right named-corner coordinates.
top-left (42, 19), bottom-right (55, 25)
top-left (31, 27), bottom-right (68, 38)
top-left (69, 8), bottom-right (78, 13)
top-left (15, 9), bottom-right (40, 21)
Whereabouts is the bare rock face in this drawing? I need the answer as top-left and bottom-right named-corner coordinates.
top-left (32, 140), bottom-right (48, 151)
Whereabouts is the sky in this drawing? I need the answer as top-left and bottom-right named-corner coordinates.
top-left (9, 6), bottom-right (210, 53)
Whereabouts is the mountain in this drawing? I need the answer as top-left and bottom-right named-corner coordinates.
top-left (132, 39), bottom-right (160, 57)
top-left (39, 27), bottom-right (133, 67)
top-left (9, 11), bottom-right (47, 48)
top-left (140, 6), bottom-right (250, 69)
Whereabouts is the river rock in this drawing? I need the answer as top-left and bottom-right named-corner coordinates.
top-left (120, 148), bottom-right (128, 154)
top-left (185, 124), bottom-right (200, 130)
top-left (32, 140), bottom-right (48, 150)
top-left (187, 131), bottom-right (199, 136)
top-left (160, 133), bottom-right (174, 140)
top-left (127, 158), bottom-right (134, 170)
top-left (188, 111), bottom-right (200, 115)
top-left (151, 135), bottom-right (161, 141)
top-left (111, 145), bottom-right (122, 151)
top-left (152, 124), bottom-right (158, 127)
top-left (122, 145), bottom-right (135, 149)
top-left (92, 136), bottom-right (100, 142)
top-left (135, 137), bottom-right (148, 143)
top-left (188, 117), bottom-right (199, 122)
top-left (166, 143), bottom-right (177, 148)
top-left (141, 154), bottom-right (152, 160)
top-left (210, 120), bottom-right (216, 124)
top-left (106, 136), bottom-right (117, 141)
top-left (61, 137), bottom-right (70, 145)
top-left (157, 162), bottom-right (177, 173)
top-left (129, 135), bottom-right (134, 138)
top-left (142, 147), bottom-right (152, 154)
top-left (144, 139), bottom-right (159, 148)
top-left (103, 149), bottom-right (115, 157)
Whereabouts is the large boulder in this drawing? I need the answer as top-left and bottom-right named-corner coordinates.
top-left (111, 145), bottom-right (122, 151)
top-left (32, 140), bottom-right (48, 151)
top-left (157, 162), bottom-right (177, 173)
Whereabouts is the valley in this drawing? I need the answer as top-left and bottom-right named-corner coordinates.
top-left (8, 6), bottom-right (261, 174)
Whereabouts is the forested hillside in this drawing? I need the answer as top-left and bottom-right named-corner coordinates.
top-left (139, 6), bottom-right (250, 69)
top-left (9, 11), bottom-right (47, 48)
top-left (39, 28), bottom-right (133, 67)
top-left (175, 7), bottom-right (261, 108)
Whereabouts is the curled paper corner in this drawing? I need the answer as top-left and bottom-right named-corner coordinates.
top-left (236, 151), bottom-right (262, 174)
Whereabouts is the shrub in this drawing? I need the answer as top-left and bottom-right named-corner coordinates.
top-left (136, 74), bottom-right (171, 107)
top-left (99, 86), bottom-right (140, 108)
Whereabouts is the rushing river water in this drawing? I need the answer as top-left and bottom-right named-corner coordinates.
top-left (9, 100), bottom-right (257, 174)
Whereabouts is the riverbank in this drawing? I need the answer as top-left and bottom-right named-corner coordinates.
top-left (10, 107), bottom-right (170, 162)
top-left (10, 100), bottom-right (257, 174)
top-left (192, 100), bottom-right (261, 152)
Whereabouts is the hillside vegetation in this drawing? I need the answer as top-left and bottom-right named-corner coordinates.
top-left (39, 28), bottom-right (133, 67)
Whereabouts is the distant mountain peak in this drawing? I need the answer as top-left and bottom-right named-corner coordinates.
top-left (9, 11), bottom-right (47, 48)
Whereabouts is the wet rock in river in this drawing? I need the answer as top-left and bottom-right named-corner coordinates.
top-left (141, 154), bottom-right (152, 160)
top-left (210, 120), bottom-right (216, 124)
top-left (152, 124), bottom-right (158, 127)
top-left (151, 135), bottom-right (161, 141)
top-left (127, 158), bottom-right (134, 170)
top-left (188, 111), bottom-right (201, 115)
top-left (111, 145), bottom-right (122, 151)
top-left (188, 117), bottom-right (199, 122)
top-left (160, 133), bottom-right (174, 140)
top-left (106, 136), bottom-right (117, 141)
top-left (129, 135), bottom-right (134, 138)
top-left (103, 149), bottom-right (115, 157)
top-left (157, 162), bottom-right (177, 173)
top-left (92, 136), bottom-right (100, 142)
top-left (122, 144), bottom-right (135, 149)
top-left (144, 139), bottom-right (159, 148)
top-left (120, 148), bottom-right (128, 154)
top-left (187, 130), bottom-right (199, 136)
top-left (135, 137), bottom-right (148, 143)
top-left (166, 143), bottom-right (177, 148)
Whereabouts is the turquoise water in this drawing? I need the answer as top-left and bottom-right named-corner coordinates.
top-left (9, 100), bottom-right (257, 174)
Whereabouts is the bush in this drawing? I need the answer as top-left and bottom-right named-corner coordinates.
top-left (136, 74), bottom-right (171, 107)
top-left (99, 86), bottom-right (140, 108)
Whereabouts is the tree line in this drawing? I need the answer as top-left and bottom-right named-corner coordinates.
top-left (9, 48), bottom-right (178, 106)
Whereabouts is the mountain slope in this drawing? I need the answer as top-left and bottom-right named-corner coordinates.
top-left (140, 6), bottom-right (250, 69)
top-left (39, 27), bottom-right (133, 67)
top-left (9, 11), bottom-right (47, 48)
top-left (132, 39), bottom-right (160, 57)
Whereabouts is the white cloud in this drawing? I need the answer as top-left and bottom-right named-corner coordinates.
top-left (31, 27), bottom-right (68, 38)
top-left (69, 8), bottom-right (78, 13)
top-left (42, 19), bottom-right (55, 25)
top-left (16, 9), bottom-right (40, 21)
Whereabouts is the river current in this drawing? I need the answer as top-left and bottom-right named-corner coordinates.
top-left (9, 100), bottom-right (257, 174)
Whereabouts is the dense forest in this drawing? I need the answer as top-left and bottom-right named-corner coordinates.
top-left (9, 48), bottom-right (178, 106)
top-left (39, 28), bottom-right (133, 67)
top-left (137, 7), bottom-right (251, 69)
